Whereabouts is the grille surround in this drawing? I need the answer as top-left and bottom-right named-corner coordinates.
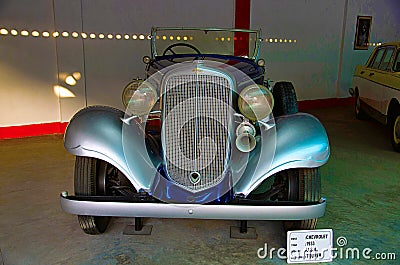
top-left (161, 68), bottom-right (233, 192)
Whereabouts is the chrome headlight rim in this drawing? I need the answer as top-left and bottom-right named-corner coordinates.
top-left (238, 84), bottom-right (274, 121)
top-left (122, 79), bottom-right (158, 116)
top-left (122, 79), bottom-right (143, 109)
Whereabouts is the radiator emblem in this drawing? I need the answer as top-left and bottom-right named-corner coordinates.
top-left (189, 171), bottom-right (201, 185)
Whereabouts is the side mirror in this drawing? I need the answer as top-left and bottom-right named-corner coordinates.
top-left (348, 87), bottom-right (355, 96)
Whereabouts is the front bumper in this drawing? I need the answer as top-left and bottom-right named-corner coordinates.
top-left (60, 193), bottom-right (326, 220)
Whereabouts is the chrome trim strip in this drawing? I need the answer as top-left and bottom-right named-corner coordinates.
top-left (60, 194), bottom-right (326, 220)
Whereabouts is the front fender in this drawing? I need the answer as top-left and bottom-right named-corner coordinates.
top-left (234, 113), bottom-right (330, 196)
top-left (64, 106), bottom-right (156, 192)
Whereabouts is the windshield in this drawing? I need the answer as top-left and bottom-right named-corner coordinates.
top-left (151, 27), bottom-right (261, 59)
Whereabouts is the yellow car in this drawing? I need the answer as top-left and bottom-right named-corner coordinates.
top-left (350, 42), bottom-right (400, 152)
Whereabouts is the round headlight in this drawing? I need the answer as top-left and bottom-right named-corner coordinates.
top-left (238, 84), bottom-right (274, 121)
top-left (122, 80), bottom-right (157, 116)
top-left (122, 79), bottom-right (142, 108)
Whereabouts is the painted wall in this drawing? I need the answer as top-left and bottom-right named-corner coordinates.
top-left (0, 0), bottom-right (59, 126)
top-left (252, 0), bottom-right (346, 100)
top-left (0, 0), bottom-right (234, 127)
top-left (339, 0), bottom-right (400, 96)
top-left (0, 0), bottom-right (399, 128)
top-left (252, 0), bottom-right (400, 100)
top-left (57, 0), bottom-right (234, 122)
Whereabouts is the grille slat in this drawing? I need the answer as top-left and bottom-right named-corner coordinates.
top-left (162, 73), bottom-right (231, 191)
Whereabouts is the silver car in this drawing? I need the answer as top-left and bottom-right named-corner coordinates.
top-left (60, 27), bottom-right (330, 235)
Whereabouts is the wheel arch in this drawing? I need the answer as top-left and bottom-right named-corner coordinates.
top-left (64, 106), bottom-right (157, 192)
top-left (387, 98), bottom-right (400, 125)
top-left (234, 113), bottom-right (330, 196)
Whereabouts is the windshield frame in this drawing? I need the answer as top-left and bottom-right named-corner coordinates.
top-left (150, 27), bottom-right (262, 60)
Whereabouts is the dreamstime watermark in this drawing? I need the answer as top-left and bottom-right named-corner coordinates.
top-left (257, 235), bottom-right (397, 262)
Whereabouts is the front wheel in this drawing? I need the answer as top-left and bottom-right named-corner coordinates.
top-left (273, 168), bottom-right (321, 231)
top-left (74, 156), bottom-right (117, 234)
top-left (390, 109), bottom-right (400, 152)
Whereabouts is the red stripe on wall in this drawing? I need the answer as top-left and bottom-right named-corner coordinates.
top-left (298, 97), bottom-right (355, 111)
top-left (234, 0), bottom-right (251, 56)
top-left (0, 122), bottom-right (68, 140)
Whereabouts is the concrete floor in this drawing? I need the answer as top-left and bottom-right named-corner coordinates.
top-left (0, 105), bottom-right (399, 265)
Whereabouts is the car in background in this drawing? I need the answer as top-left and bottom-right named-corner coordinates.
top-left (60, 27), bottom-right (330, 235)
top-left (350, 42), bottom-right (400, 152)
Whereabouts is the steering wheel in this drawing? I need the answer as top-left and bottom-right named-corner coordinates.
top-left (162, 43), bottom-right (201, 56)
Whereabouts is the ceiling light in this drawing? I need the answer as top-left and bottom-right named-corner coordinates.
top-left (65, 75), bottom-right (77, 86)
top-left (72, 72), bottom-right (81, 80)
top-left (53, 85), bottom-right (76, 98)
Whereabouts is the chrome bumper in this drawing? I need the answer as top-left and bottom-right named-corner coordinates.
top-left (60, 193), bottom-right (326, 220)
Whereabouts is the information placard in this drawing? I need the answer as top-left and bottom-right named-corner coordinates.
top-left (287, 229), bottom-right (333, 263)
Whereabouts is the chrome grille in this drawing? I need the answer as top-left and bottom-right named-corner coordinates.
top-left (162, 74), bottom-right (231, 191)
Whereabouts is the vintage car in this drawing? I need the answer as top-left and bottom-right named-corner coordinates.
top-left (350, 42), bottom-right (400, 152)
top-left (60, 27), bottom-right (330, 235)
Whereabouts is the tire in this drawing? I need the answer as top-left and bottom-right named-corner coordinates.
top-left (74, 156), bottom-right (114, 235)
top-left (390, 109), bottom-right (400, 152)
top-left (355, 91), bottom-right (367, 120)
top-left (274, 168), bottom-right (321, 231)
top-left (272, 81), bottom-right (298, 116)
